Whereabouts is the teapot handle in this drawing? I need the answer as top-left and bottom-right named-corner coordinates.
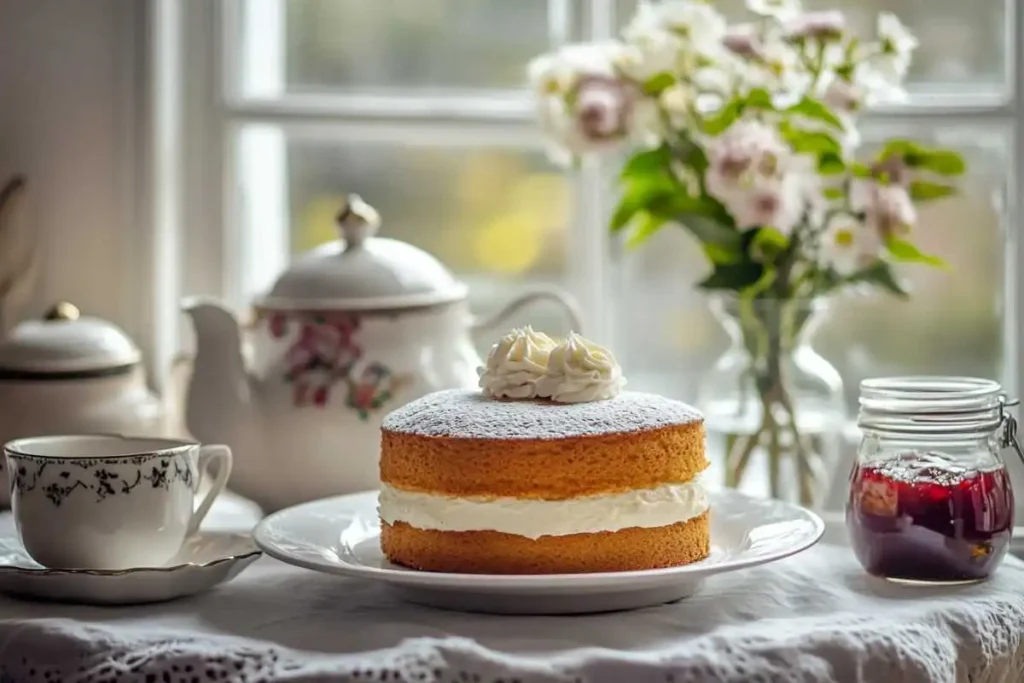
top-left (470, 286), bottom-right (584, 338)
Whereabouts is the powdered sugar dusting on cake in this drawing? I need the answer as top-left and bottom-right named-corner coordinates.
top-left (381, 389), bottom-right (703, 440)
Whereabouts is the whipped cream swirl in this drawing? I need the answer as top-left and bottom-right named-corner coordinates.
top-left (477, 326), bottom-right (556, 399)
top-left (537, 331), bottom-right (625, 403)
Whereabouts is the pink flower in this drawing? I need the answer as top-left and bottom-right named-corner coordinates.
top-left (704, 120), bottom-right (814, 234)
top-left (822, 78), bottom-right (863, 112)
top-left (785, 11), bottom-right (846, 40)
top-left (723, 26), bottom-right (762, 60)
top-left (728, 180), bottom-right (805, 232)
top-left (870, 155), bottom-right (910, 187)
top-left (573, 75), bottom-right (637, 143)
top-left (851, 179), bottom-right (917, 239)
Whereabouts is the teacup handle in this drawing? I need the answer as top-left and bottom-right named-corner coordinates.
top-left (188, 444), bottom-right (233, 536)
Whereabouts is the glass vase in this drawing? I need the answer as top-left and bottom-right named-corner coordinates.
top-left (696, 295), bottom-right (846, 507)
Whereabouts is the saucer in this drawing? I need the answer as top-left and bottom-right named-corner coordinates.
top-left (253, 488), bottom-right (824, 615)
top-left (0, 531), bottom-right (261, 605)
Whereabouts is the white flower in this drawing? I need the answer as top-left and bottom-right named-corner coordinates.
top-left (850, 179), bottom-right (917, 239)
top-left (733, 30), bottom-right (810, 99)
top-left (621, 1), bottom-right (728, 81)
top-left (877, 12), bottom-right (918, 61)
top-left (821, 213), bottom-right (882, 275)
top-left (659, 82), bottom-right (693, 126)
top-left (528, 43), bottom-right (647, 165)
top-left (618, 28), bottom-right (681, 81)
top-left (703, 119), bottom-right (813, 234)
top-left (658, 1), bottom-right (727, 44)
top-left (629, 98), bottom-right (665, 147)
top-left (746, 0), bottom-right (802, 22)
top-left (864, 13), bottom-right (918, 88)
top-left (528, 43), bottom-right (622, 93)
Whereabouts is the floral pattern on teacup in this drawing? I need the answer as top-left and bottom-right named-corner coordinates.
top-left (9, 455), bottom-right (196, 507)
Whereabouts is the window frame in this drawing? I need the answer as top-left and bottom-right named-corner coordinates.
top-left (167, 0), bottom-right (1024, 415)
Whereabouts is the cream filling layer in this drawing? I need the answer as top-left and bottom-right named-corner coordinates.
top-left (378, 480), bottom-right (709, 540)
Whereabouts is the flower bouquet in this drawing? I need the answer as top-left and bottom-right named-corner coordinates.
top-left (527, 0), bottom-right (965, 504)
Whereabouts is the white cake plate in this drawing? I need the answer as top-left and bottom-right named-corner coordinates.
top-left (253, 488), bottom-right (824, 615)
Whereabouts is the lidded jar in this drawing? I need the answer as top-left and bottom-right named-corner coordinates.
top-left (0, 302), bottom-right (167, 506)
top-left (847, 376), bottom-right (1020, 584)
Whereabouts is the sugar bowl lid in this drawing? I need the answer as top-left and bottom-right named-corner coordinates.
top-left (0, 302), bottom-right (141, 378)
top-left (257, 194), bottom-right (467, 311)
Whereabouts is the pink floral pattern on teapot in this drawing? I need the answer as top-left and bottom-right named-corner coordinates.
top-left (266, 311), bottom-right (412, 420)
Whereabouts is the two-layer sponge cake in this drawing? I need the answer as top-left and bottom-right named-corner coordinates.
top-left (378, 328), bottom-right (710, 574)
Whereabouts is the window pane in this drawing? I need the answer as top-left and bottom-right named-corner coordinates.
top-left (615, 0), bottom-right (1007, 91)
top-left (611, 126), bottom-right (1008, 408)
top-left (234, 127), bottom-right (575, 356)
top-left (239, 0), bottom-right (552, 96)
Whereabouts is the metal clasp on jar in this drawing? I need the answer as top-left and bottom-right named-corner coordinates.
top-left (999, 397), bottom-right (1024, 465)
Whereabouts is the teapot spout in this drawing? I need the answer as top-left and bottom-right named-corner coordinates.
top-left (181, 297), bottom-right (252, 447)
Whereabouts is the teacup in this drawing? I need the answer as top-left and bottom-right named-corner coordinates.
top-left (4, 434), bottom-right (232, 570)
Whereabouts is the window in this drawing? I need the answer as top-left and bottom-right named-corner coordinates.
top-left (177, 0), bottom-right (1022, 411)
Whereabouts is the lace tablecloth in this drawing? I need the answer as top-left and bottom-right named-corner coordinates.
top-left (1, 502), bottom-right (1023, 683)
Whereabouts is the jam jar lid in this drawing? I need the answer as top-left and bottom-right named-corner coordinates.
top-left (0, 302), bottom-right (141, 378)
top-left (255, 194), bottom-right (468, 312)
top-left (858, 376), bottom-right (1006, 436)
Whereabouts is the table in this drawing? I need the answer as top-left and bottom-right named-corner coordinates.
top-left (1, 500), bottom-right (1023, 683)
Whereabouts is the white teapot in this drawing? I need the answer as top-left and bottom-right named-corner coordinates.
top-left (182, 195), bottom-right (582, 512)
top-left (0, 302), bottom-right (167, 506)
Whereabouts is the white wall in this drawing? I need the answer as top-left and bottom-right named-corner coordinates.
top-left (0, 0), bottom-right (158, 382)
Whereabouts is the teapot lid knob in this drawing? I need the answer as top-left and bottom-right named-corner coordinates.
top-left (43, 301), bottom-right (80, 321)
top-left (336, 194), bottom-right (380, 251)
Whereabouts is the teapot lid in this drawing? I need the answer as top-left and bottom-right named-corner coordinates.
top-left (258, 194), bottom-right (467, 311)
top-left (0, 302), bottom-right (141, 378)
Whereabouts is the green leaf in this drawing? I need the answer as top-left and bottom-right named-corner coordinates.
top-left (912, 150), bottom-right (966, 176)
top-left (620, 146), bottom-right (671, 180)
top-left (879, 139), bottom-right (966, 176)
top-left (909, 180), bottom-right (957, 201)
top-left (702, 99), bottom-right (743, 136)
top-left (750, 227), bottom-right (789, 261)
top-left (823, 186), bottom-right (845, 200)
top-left (609, 175), bottom-right (675, 232)
top-left (787, 97), bottom-right (845, 131)
top-left (879, 138), bottom-right (921, 159)
top-left (675, 131), bottom-right (709, 172)
top-left (643, 72), bottom-right (676, 95)
top-left (886, 237), bottom-right (949, 268)
top-left (703, 242), bottom-right (741, 265)
top-left (677, 213), bottom-right (742, 251)
top-left (784, 129), bottom-right (843, 156)
top-left (847, 261), bottom-right (909, 298)
top-left (697, 262), bottom-right (766, 291)
top-left (850, 162), bottom-right (872, 177)
top-left (624, 212), bottom-right (667, 249)
top-left (746, 88), bottom-right (774, 110)
top-left (818, 152), bottom-right (846, 175)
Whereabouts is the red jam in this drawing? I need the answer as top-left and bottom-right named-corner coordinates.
top-left (847, 452), bottom-right (1014, 582)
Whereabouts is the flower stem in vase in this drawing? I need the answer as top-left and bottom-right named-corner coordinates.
top-left (724, 298), bottom-right (825, 506)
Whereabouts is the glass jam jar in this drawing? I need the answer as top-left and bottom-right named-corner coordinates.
top-left (846, 376), bottom-right (1020, 584)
